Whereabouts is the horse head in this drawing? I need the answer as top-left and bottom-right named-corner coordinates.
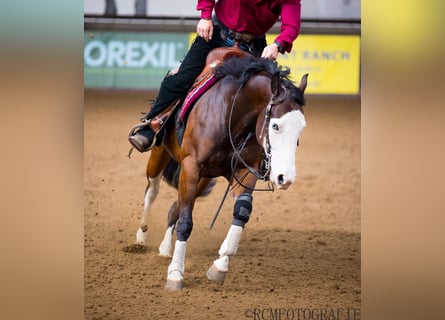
top-left (212, 52), bottom-right (308, 190)
top-left (257, 73), bottom-right (308, 190)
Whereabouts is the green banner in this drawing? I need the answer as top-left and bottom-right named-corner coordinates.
top-left (85, 31), bottom-right (360, 94)
top-left (84, 31), bottom-right (189, 89)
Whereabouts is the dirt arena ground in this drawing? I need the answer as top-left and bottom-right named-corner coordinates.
top-left (84, 89), bottom-right (361, 319)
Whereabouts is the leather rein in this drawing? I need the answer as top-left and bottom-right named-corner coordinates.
top-left (228, 78), bottom-right (288, 190)
top-left (209, 77), bottom-right (287, 229)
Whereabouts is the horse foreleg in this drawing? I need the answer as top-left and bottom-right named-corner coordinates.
top-left (165, 157), bottom-right (200, 290)
top-left (165, 206), bottom-right (194, 290)
top-left (159, 177), bottom-right (212, 258)
top-left (207, 173), bottom-right (256, 284)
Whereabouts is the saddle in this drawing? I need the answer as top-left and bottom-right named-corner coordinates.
top-left (179, 47), bottom-right (249, 122)
top-left (148, 47), bottom-right (249, 142)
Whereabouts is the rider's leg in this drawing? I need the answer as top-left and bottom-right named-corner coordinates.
top-left (128, 28), bottom-right (224, 152)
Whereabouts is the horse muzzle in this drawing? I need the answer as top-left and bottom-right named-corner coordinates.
top-left (272, 172), bottom-right (295, 190)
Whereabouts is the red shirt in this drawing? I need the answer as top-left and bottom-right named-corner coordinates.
top-left (196, 0), bottom-right (301, 53)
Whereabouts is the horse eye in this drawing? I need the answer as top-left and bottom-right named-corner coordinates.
top-left (272, 123), bottom-right (279, 131)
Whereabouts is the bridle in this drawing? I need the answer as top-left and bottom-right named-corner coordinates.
top-left (209, 78), bottom-right (288, 229)
top-left (257, 84), bottom-right (288, 180)
top-left (228, 80), bottom-right (288, 188)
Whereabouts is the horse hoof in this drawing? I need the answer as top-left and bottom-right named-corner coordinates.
top-left (207, 264), bottom-right (227, 284)
top-left (165, 279), bottom-right (183, 291)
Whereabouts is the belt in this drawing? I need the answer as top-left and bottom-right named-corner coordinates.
top-left (213, 15), bottom-right (264, 44)
top-left (227, 30), bottom-right (256, 43)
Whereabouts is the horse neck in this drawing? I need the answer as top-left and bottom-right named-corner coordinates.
top-left (236, 74), bottom-right (274, 145)
top-left (219, 75), bottom-right (272, 173)
top-left (230, 73), bottom-right (272, 119)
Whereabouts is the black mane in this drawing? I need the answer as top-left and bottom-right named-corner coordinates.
top-left (214, 55), bottom-right (305, 106)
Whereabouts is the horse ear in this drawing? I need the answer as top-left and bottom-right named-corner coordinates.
top-left (299, 73), bottom-right (308, 93)
top-left (271, 72), bottom-right (281, 96)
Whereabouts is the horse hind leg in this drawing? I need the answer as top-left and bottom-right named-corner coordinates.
top-left (135, 175), bottom-right (161, 244)
top-left (158, 200), bottom-right (178, 257)
top-left (124, 147), bottom-right (169, 253)
top-left (122, 175), bottom-right (161, 253)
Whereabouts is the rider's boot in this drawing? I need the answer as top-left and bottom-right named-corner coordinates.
top-left (128, 95), bottom-right (173, 152)
top-left (128, 120), bottom-right (156, 153)
top-left (128, 87), bottom-right (175, 153)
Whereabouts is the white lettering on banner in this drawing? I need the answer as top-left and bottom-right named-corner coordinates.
top-left (84, 40), bottom-right (184, 68)
top-left (159, 42), bottom-right (167, 67)
top-left (107, 41), bottom-right (125, 66)
top-left (300, 50), bottom-right (350, 61)
top-left (168, 43), bottom-right (179, 67)
top-left (84, 40), bottom-right (107, 67)
top-left (125, 41), bottom-right (141, 67)
top-left (139, 42), bottom-right (160, 67)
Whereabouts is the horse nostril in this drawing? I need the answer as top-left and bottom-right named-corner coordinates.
top-left (278, 174), bottom-right (284, 185)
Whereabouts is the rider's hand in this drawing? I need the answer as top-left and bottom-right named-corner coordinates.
top-left (197, 19), bottom-right (213, 42)
top-left (261, 43), bottom-right (280, 60)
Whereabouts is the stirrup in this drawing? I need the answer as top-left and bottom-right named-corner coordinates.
top-left (127, 133), bottom-right (156, 158)
top-left (128, 120), bottom-right (152, 138)
top-left (127, 129), bottom-right (157, 154)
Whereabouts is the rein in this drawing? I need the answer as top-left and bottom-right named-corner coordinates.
top-left (228, 80), bottom-right (288, 188)
top-left (227, 83), bottom-right (274, 189)
top-left (210, 77), bottom-right (285, 229)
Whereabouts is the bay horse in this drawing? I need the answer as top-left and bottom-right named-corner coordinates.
top-left (127, 47), bottom-right (308, 290)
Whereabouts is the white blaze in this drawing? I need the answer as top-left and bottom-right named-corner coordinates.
top-left (266, 110), bottom-right (306, 189)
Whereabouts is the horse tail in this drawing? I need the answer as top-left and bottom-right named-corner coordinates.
top-left (162, 159), bottom-right (216, 197)
top-left (200, 179), bottom-right (217, 197)
top-left (162, 159), bottom-right (181, 189)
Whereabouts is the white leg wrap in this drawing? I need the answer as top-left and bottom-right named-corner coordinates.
top-left (213, 256), bottom-right (230, 272)
top-left (214, 225), bottom-right (243, 272)
top-left (218, 225), bottom-right (243, 257)
top-left (167, 240), bottom-right (187, 281)
top-left (159, 225), bottom-right (174, 257)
